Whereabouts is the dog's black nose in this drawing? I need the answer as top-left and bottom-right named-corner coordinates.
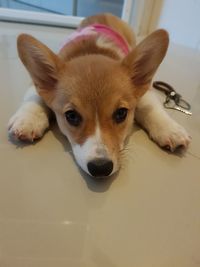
top-left (87, 159), bottom-right (113, 177)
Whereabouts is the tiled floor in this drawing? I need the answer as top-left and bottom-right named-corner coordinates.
top-left (0, 22), bottom-right (200, 267)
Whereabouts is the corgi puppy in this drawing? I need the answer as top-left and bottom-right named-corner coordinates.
top-left (8, 13), bottom-right (190, 178)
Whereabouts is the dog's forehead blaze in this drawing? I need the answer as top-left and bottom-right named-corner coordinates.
top-left (62, 92), bottom-right (135, 148)
top-left (66, 111), bottom-right (130, 151)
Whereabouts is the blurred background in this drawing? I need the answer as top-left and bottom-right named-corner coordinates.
top-left (0, 0), bottom-right (200, 49)
top-left (0, 0), bottom-right (124, 17)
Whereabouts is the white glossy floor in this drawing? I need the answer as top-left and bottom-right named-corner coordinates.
top-left (0, 22), bottom-right (200, 267)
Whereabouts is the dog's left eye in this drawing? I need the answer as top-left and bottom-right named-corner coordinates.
top-left (65, 110), bottom-right (82, 126)
top-left (113, 108), bottom-right (128, 123)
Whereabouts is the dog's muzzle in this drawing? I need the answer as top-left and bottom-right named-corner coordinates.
top-left (87, 158), bottom-right (113, 177)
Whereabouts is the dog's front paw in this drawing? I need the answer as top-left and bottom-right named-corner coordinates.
top-left (150, 121), bottom-right (191, 152)
top-left (8, 103), bottom-right (49, 142)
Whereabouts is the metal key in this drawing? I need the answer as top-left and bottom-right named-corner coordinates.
top-left (153, 81), bottom-right (192, 116)
top-left (164, 101), bottom-right (192, 115)
top-left (173, 105), bottom-right (192, 115)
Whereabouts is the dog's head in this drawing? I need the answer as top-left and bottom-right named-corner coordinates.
top-left (17, 30), bottom-right (168, 178)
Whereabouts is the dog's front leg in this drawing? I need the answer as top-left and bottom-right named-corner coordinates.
top-left (8, 85), bottom-right (50, 141)
top-left (135, 90), bottom-right (191, 151)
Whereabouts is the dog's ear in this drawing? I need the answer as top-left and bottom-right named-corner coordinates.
top-left (122, 29), bottom-right (169, 98)
top-left (17, 34), bottom-right (64, 93)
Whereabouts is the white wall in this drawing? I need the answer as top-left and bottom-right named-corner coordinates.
top-left (157, 0), bottom-right (200, 49)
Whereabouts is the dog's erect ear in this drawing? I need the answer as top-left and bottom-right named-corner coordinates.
top-left (122, 29), bottom-right (169, 98)
top-left (17, 34), bottom-right (64, 91)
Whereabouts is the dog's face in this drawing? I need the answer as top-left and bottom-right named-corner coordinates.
top-left (49, 55), bottom-right (137, 176)
top-left (17, 30), bottom-right (168, 177)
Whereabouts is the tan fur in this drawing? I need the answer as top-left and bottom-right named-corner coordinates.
top-left (17, 13), bottom-right (169, 172)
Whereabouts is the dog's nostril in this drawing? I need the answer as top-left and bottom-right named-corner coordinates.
top-left (87, 159), bottom-right (113, 177)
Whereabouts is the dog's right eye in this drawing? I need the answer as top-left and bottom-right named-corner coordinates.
top-left (65, 110), bottom-right (82, 127)
top-left (113, 107), bottom-right (128, 123)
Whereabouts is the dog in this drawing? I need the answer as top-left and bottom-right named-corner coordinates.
top-left (8, 13), bottom-right (191, 178)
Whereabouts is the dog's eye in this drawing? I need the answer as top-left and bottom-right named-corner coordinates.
top-left (65, 110), bottom-right (82, 126)
top-left (113, 108), bottom-right (128, 123)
